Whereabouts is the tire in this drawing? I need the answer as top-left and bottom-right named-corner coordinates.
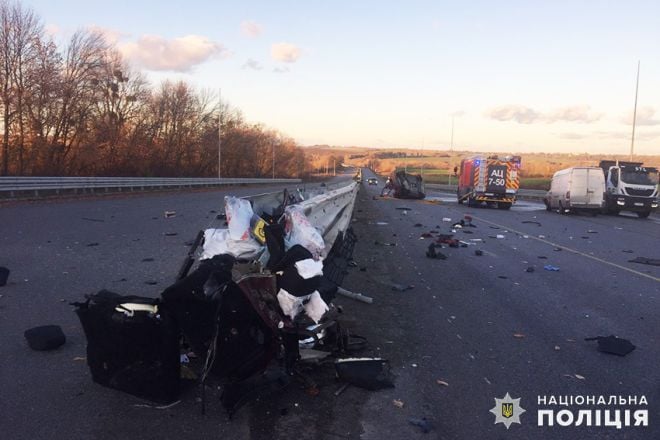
top-left (498, 202), bottom-right (512, 210)
top-left (544, 199), bottom-right (551, 211)
top-left (637, 211), bottom-right (650, 219)
top-left (457, 191), bottom-right (464, 204)
top-left (558, 201), bottom-right (564, 214)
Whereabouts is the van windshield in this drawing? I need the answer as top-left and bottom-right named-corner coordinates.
top-left (620, 168), bottom-right (659, 185)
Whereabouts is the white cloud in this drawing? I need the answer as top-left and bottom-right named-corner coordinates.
top-left (486, 105), bottom-right (541, 124)
top-left (242, 58), bottom-right (263, 71)
top-left (487, 104), bottom-right (602, 124)
top-left (241, 20), bottom-right (263, 38)
top-left (271, 42), bottom-right (302, 63)
top-left (620, 106), bottom-right (660, 126)
top-left (87, 25), bottom-right (128, 46)
top-left (120, 35), bottom-right (229, 72)
top-left (546, 105), bottom-right (602, 123)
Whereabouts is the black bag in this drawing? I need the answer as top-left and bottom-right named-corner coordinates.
top-left (74, 290), bottom-right (180, 404)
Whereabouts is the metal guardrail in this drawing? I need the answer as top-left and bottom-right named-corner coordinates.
top-left (425, 183), bottom-right (547, 200)
top-left (0, 176), bottom-right (302, 199)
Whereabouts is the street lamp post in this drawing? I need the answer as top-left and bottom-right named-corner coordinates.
top-left (218, 88), bottom-right (222, 178)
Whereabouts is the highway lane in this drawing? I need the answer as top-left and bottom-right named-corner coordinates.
top-left (1, 170), bottom-right (658, 439)
top-left (352, 170), bottom-right (659, 439)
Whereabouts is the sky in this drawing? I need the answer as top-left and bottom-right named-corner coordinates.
top-left (27, 0), bottom-right (660, 155)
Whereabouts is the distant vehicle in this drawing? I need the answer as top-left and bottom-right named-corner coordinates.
top-left (599, 160), bottom-right (658, 218)
top-left (457, 155), bottom-right (521, 209)
top-left (367, 178), bottom-right (378, 185)
top-left (544, 167), bottom-right (605, 214)
top-left (385, 170), bottom-right (425, 199)
top-left (354, 168), bottom-right (363, 183)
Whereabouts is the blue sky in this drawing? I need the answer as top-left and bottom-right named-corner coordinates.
top-left (28, 0), bottom-right (660, 154)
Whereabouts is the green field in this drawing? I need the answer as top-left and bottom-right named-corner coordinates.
top-left (399, 167), bottom-right (551, 189)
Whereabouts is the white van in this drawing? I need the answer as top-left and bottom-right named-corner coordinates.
top-left (544, 167), bottom-right (605, 214)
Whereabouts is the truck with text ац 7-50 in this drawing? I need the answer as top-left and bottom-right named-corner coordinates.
top-left (599, 160), bottom-right (659, 218)
top-left (457, 155), bottom-right (521, 209)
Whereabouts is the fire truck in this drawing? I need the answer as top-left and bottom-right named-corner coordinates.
top-left (457, 155), bottom-right (521, 209)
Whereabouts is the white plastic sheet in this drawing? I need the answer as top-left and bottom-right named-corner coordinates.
top-left (284, 205), bottom-right (325, 259)
top-left (295, 258), bottom-right (324, 279)
top-left (200, 228), bottom-right (263, 260)
top-left (225, 196), bottom-right (253, 240)
top-left (277, 288), bottom-right (328, 323)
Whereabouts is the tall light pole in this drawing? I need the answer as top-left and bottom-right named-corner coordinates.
top-left (272, 139), bottom-right (275, 179)
top-left (218, 88), bottom-right (222, 178)
top-left (630, 61), bottom-right (640, 162)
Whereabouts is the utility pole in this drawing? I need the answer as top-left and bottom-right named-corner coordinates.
top-left (272, 139), bottom-right (275, 179)
top-left (218, 88), bottom-right (222, 178)
top-left (333, 159), bottom-right (336, 176)
top-left (630, 61), bottom-right (640, 162)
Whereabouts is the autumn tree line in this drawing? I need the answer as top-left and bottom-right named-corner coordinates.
top-left (0, 1), bottom-right (307, 177)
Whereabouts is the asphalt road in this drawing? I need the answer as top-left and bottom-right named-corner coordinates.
top-left (1, 170), bottom-right (658, 439)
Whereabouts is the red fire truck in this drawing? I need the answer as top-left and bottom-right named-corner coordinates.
top-left (457, 155), bottom-right (521, 209)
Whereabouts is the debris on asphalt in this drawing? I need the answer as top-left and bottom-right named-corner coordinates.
top-left (498, 275), bottom-right (508, 279)
top-left (395, 207), bottom-right (412, 211)
top-left (81, 217), bottom-right (105, 222)
top-left (414, 223), bottom-right (423, 227)
top-left (538, 235), bottom-right (546, 239)
top-left (496, 234), bottom-right (505, 239)
top-left (622, 250), bottom-right (634, 254)
top-left (24, 325), bottom-right (66, 351)
top-left (393, 399), bottom-right (405, 408)
top-left (553, 248), bottom-right (562, 252)
top-left (420, 232), bottom-right (433, 239)
top-left (0, 267), bottom-right (9, 286)
top-left (587, 230), bottom-right (598, 234)
top-left (538, 256), bottom-right (547, 259)
top-left (144, 280), bottom-right (158, 285)
top-left (408, 417), bottom-right (434, 434)
top-left (336, 287), bottom-right (373, 304)
top-left (141, 258), bottom-right (155, 262)
top-left (334, 383), bottom-right (350, 396)
top-left (85, 242), bottom-right (100, 247)
top-left (522, 221), bottom-right (542, 226)
top-left (347, 260), bottom-right (358, 267)
top-left (526, 267), bottom-right (535, 273)
top-left (391, 283), bottom-right (414, 291)
top-left (574, 374), bottom-right (586, 380)
top-left (628, 257), bottom-right (660, 267)
top-left (335, 358), bottom-right (395, 390)
top-left (375, 241), bottom-right (397, 247)
top-left (426, 244), bottom-right (447, 260)
top-left (436, 380), bottom-right (449, 386)
top-left (585, 335), bottom-right (636, 356)
top-left (376, 222), bottom-right (389, 226)
top-left (513, 333), bottom-right (525, 338)
top-left (442, 217), bottom-right (452, 222)
top-left (164, 232), bottom-right (178, 236)
top-left (164, 211), bottom-right (176, 218)
top-left (474, 250), bottom-right (483, 256)
top-left (543, 265), bottom-right (560, 271)
top-left (489, 226), bottom-right (500, 230)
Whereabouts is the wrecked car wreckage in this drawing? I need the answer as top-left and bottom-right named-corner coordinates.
top-left (73, 182), bottom-right (391, 415)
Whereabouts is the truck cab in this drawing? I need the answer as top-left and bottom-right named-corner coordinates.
top-left (600, 160), bottom-right (659, 218)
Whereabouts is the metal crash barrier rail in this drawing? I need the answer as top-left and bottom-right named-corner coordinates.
top-left (0, 176), bottom-right (302, 199)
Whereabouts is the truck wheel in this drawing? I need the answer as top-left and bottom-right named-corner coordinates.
top-left (544, 200), bottom-right (551, 211)
top-left (608, 209), bottom-right (620, 216)
top-left (457, 192), bottom-right (464, 204)
top-left (637, 211), bottom-right (650, 219)
top-left (558, 201), bottom-right (564, 214)
top-left (498, 202), bottom-right (511, 210)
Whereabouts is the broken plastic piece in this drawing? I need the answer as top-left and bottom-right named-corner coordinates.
top-left (295, 259), bottom-right (324, 279)
top-left (390, 283), bottom-right (414, 291)
top-left (543, 265), bottom-right (560, 271)
top-left (336, 287), bottom-right (373, 304)
top-left (408, 417), bottom-right (433, 434)
top-left (225, 196), bottom-right (253, 240)
top-left (0, 266), bottom-right (9, 286)
top-left (628, 257), bottom-right (660, 267)
top-left (200, 228), bottom-right (263, 260)
top-left (24, 325), bottom-right (66, 351)
top-left (335, 358), bottom-right (395, 390)
top-left (526, 267), bottom-right (535, 273)
top-left (474, 250), bottom-right (483, 256)
top-left (164, 211), bottom-right (176, 218)
top-left (375, 241), bottom-right (396, 247)
top-left (426, 244), bottom-right (447, 260)
top-left (284, 205), bottom-right (325, 259)
top-left (585, 335), bottom-right (636, 356)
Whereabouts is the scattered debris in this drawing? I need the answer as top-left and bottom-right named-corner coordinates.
top-left (393, 399), bottom-right (405, 408)
top-left (522, 221), bottom-right (542, 226)
top-left (81, 217), bottom-right (105, 223)
top-left (489, 226), bottom-right (500, 230)
top-left (391, 283), bottom-right (414, 291)
top-left (498, 275), bottom-right (508, 279)
top-left (436, 380), bottom-right (449, 387)
top-left (347, 261), bottom-right (358, 268)
top-left (334, 383), bottom-right (350, 396)
top-left (474, 250), bottom-right (483, 256)
top-left (375, 241), bottom-right (396, 247)
top-left (513, 333), bottom-right (525, 339)
top-left (408, 417), bottom-right (433, 433)
top-left (336, 287), bottom-right (373, 304)
top-left (538, 235), bottom-right (546, 239)
top-left (395, 207), bottom-right (412, 211)
top-left (585, 335), bottom-right (636, 356)
top-left (587, 230), bottom-right (598, 234)
top-left (133, 400), bottom-right (182, 410)
top-left (554, 346), bottom-right (560, 351)
top-left (85, 242), bottom-right (100, 247)
top-left (622, 250), bottom-right (634, 254)
top-left (496, 235), bottom-right (505, 239)
top-left (376, 222), bottom-right (389, 226)
top-left (145, 280), bottom-right (158, 285)
top-left (141, 258), bottom-right (155, 262)
top-left (553, 247), bottom-right (562, 252)
top-left (628, 257), bottom-right (660, 267)
top-left (164, 232), bottom-right (178, 237)
top-left (414, 223), bottom-right (423, 227)
top-left (526, 267), bottom-right (535, 273)
top-left (537, 256), bottom-right (547, 259)
top-left (24, 325), bottom-right (66, 351)
top-left (164, 211), bottom-right (176, 218)
top-left (73, 356), bottom-right (86, 361)
top-left (335, 358), bottom-right (395, 390)
top-left (0, 267), bottom-right (9, 287)
top-left (574, 374), bottom-right (585, 380)
top-left (543, 265), bottom-right (560, 271)
top-left (442, 218), bottom-right (452, 222)
top-left (426, 244), bottom-right (447, 260)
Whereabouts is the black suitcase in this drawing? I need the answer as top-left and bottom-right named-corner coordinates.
top-left (74, 290), bottom-right (180, 403)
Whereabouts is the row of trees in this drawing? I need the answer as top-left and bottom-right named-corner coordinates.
top-left (0, 1), bottom-right (307, 177)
